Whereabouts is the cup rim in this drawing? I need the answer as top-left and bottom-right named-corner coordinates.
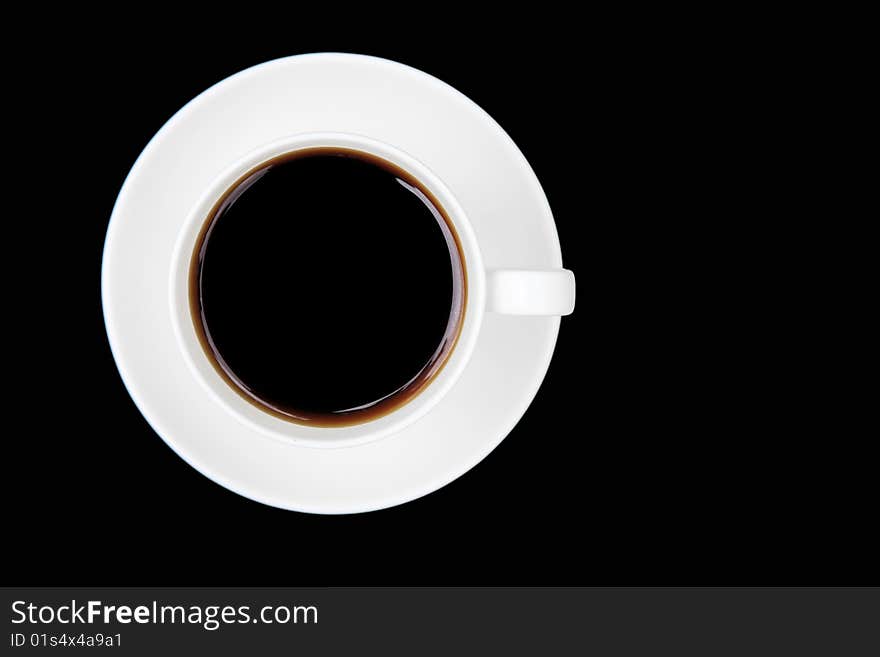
top-left (168, 131), bottom-right (486, 449)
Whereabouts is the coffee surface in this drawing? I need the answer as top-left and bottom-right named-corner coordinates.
top-left (190, 149), bottom-right (465, 426)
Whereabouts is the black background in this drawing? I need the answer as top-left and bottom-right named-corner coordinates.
top-left (5, 22), bottom-right (873, 586)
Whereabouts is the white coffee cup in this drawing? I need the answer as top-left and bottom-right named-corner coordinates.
top-left (169, 132), bottom-right (574, 449)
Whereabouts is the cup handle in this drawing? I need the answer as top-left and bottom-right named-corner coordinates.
top-left (486, 269), bottom-right (576, 316)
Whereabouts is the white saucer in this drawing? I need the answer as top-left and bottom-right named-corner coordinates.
top-left (102, 53), bottom-right (563, 513)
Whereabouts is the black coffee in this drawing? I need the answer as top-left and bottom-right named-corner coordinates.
top-left (190, 148), bottom-right (466, 427)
